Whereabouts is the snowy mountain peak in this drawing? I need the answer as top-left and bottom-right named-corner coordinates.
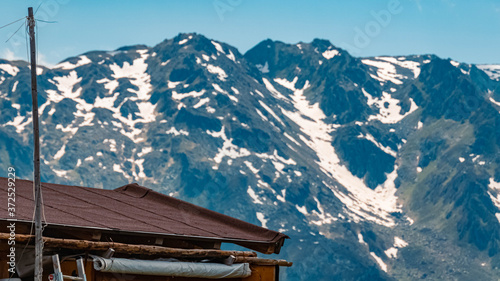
top-left (1, 35), bottom-right (500, 280)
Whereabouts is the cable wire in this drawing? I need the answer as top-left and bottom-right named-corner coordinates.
top-left (34, 2), bottom-right (43, 15)
top-left (36, 19), bottom-right (58, 24)
top-left (0, 17), bottom-right (26, 31)
top-left (5, 20), bottom-right (26, 43)
top-left (25, 22), bottom-right (30, 64)
top-left (36, 22), bottom-right (39, 69)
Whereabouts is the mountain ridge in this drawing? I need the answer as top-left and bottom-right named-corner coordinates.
top-left (1, 33), bottom-right (500, 280)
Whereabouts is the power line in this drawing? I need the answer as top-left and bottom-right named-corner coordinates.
top-left (5, 20), bottom-right (26, 43)
top-left (34, 2), bottom-right (43, 15)
top-left (25, 23), bottom-right (30, 63)
top-left (36, 19), bottom-right (58, 24)
top-left (0, 17), bottom-right (26, 31)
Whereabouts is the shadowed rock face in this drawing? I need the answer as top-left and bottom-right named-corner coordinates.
top-left (1, 33), bottom-right (500, 280)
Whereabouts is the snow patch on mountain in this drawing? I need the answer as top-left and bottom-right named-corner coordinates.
top-left (53, 144), bottom-right (66, 160)
top-left (358, 233), bottom-right (368, 246)
top-left (262, 78), bottom-right (287, 100)
top-left (226, 50), bottom-right (236, 62)
top-left (212, 83), bottom-right (227, 94)
top-left (256, 62), bottom-right (269, 73)
top-left (279, 77), bottom-right (400, 227)
top-left (255, 108), bottom-right (268, 122)
top-left (53, 169), bottom-right (69, 178)
top-left (0, 64), bottom-right (19, 76)
top-left (394, 236), bottom-right (408, 247)
top-left (109, 49), bottom-right (152, 100)
top-left (97, 78), bottom-right (119, 94)
top-left (103, 139), bottom-right (117, 152)
top-left (274, 77), bottom-right (298, 91)
top-left (133, 158), bottom-right (146, 179)
top-left (370, 252), bottom-right (388, 272)
top-left (168, 81), bottom-right (181, 88)
top-left (385, 236), bottom-right (409, 259)
top-left (310, 197), bottom-right (338, 225)
top-left (89, 49), bottom-right (157, 141)
top-left (48, 70), bottom-right (82, 100)
top-left (256, 212), bottom-right (268, 228)
top-left (207, 126), bottom-right (251, 169)
top-left (377, 57), bottom-right (421, 78)
top-left (179, 36), bottom-right (193, 45)
top-left (322, 49), bottom-right (339, 60)
top-left (258, 100), bottom-right (285, 126)
top-left (206, 64), bottom-right (227, 81)
top-left (362, 59), bottom-right (404, 85)
top-left (211, 41), bottom-right (225, 54)
top-left (56, 55), bottom-right (92, 70)
top-left (385, 247), bottom-right (398, 259)
top-left (255, 150), bottom-right (296, 174)
top-left (247, 186), bottom-right (264, 204)
top-left (358, 133), bottom-right (397, 157)
top-left (284, 132), bottom-right (301, 147)
top-left (11, 81), bottom-right (18, 92)
top-left (55, 124), bottom-right (77, 135)
top-left (231, 87), bottom-right (239, 95)
top-left (172, 90), bottom-right (206, 100)
top-left (488, 96), bottom-right (500, 114)
top-left (4, 115), bottom-right (31, 134)
top-left (113, 164), bottom-right (132, 180)
top-left (363, 89), bottom-right (418, 124)
top-left (478, 64), bottom-right (500, 81)
top-left (166, 127), bottom-right (189, 136)
top-left (42, 70), bottom-right (105, 137)
top-left (276, 189), bottom-right (286, 203)
top-left (161, 59), bottom-right (170, 66)
top-left (193, 98), bottom-right (210, 109)
top-left (137, 147), bottom-right (152, 157)
top-left (244, 161), bottom-right (259, 176)
top-left (487, 178), bottom-right (500, 223)
top-left (94, 93), bottom-right (119, 109)
top-left (296, 205), bottom-right (308, 216)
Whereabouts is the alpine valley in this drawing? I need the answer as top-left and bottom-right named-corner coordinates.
top-left (1, 33), bottom-right (500, 280)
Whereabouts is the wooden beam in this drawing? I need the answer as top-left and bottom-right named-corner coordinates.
top-left (234, 257), bottom-right (293, 267)
top-left (0, 233), bottom-right (257, 258)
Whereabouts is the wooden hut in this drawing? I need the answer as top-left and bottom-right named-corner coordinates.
top-left (0, 177), bottom-right (291, 280)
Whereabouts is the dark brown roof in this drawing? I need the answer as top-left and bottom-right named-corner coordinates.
top-left (0, 177), bottom-right (288, 254)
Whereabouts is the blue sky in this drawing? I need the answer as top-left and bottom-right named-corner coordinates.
top-left (0, 0), bottom-right (498, 66)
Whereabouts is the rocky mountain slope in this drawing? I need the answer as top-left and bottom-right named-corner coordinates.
top-left (1, 33), bottom-right (500, 280)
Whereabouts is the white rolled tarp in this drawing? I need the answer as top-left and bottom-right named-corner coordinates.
top-left (93, 257), bottom-right (252, 279)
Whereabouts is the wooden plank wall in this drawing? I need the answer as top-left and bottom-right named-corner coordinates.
top-left (0, 257), bottom-right (277, 281)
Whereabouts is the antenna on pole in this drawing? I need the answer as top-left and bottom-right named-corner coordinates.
top-left (28, 7), bottom-right (43, 281)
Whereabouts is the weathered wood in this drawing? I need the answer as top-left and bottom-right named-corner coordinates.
top-left (242, 265), bottom-right (276, 281)
top-left (234, 256), bottom-right (293, 267)
top-left (0, 233), bottom-right (257, 258)
top-left (28, 6), bottom-right (43, 281)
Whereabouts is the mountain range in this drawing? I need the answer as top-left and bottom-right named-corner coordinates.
top-left (1, 33), bottom-right (500, 280)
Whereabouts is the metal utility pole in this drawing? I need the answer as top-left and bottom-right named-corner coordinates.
top-left (28, 7), bottom-right (43, 281)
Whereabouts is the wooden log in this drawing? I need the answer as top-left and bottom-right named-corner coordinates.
top-left (234, 256), bottom-right (293, 267)
top-left (0, 233), bottom-right (256, 258)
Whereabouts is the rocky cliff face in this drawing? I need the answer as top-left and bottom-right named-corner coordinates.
top-left (1, 33), bottom-right (500, 280)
